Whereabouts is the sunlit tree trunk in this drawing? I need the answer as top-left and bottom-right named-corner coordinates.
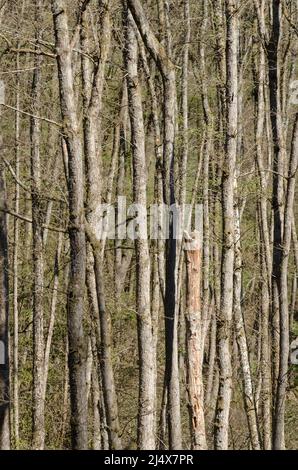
top-left (52, 0), bottom-right (87, 449)
top-left (214, 0), bottom-right (238, 450)
top-left (127, 0), bottom-right (181, 449)
top-left (81, 1), bottom-right (121, 449)
top-left (124, 6), bottom-right (156, 448)
top-left (273, 114), bottom-right (298, 449)
top-left (30, 0), bottom-right (45, 448)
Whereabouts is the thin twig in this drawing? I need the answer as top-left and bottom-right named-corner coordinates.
top-left (3, 208), bottom-right (67, 233)
top-left (0, 103), bottom-right (62, 127)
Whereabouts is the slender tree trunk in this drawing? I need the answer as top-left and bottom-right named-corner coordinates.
top-left (179, 0), bottom-right (190, 209)
top-left (124, 6), bottom-right (156, 448)
top-left (138, 34), bottom-right (165, 299)
top-left (268, 0), bottom-right (283, 404)
top-left (13, 41), bottom-right (20, 449)
top-left (92, 251), bottom-right (121, 449)
top-left (127, 0), bottom-right (182, 449)
top-left (81, 1), bottom-right (121, 450)
top-left (91, 362), bottom-right (102, 450)
top-left (232, 43), bottom-right (260, 450)
top-left (254, 40), bottom-right (272, 449)
top-left (52, 0), bottom-right (87, 449)
top-left (259, 216), bottom-right (272, 449)
top-left (42, 232), bottom-right (63, 401)
top-left (273, 114), bottom-right (298, 449)
top-left (200, 0), bottom-right (213, 349)
top-left (205, 306), bottom-right (217, 407)
top-left (214, 0), bottom-right (238, 450)
top-left (233, 205), bottom-right (260, 449)
top-left (31, 0), bottom-right (45, 448)
top-left (60, 336), bottom-right (69, 448)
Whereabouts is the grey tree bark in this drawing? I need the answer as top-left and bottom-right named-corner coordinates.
top-left (214, 0), bottom-right (238, 450)
top-left (254, 39), bottom-right (272, 449)
top-left (52, 0), bottom-right (88, 449)
top-left (124, 6), bottom-right (156, 449)
top-left (30, 0), bottom-right (45, 448)
top-left (127, 0), bottom-right (182, 449)
top-left (81, 1), bottom-right (122, 450)
top-left (273, 114), bottom-right (298, 449)
top-left (12, 39), bottom-right (21, 449)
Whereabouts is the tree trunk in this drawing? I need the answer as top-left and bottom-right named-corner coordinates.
top-left (43, 232), bottom-right (63, 401)
top-left (233, 205), bottom-right (260, 449)
top-left (184, 230), bottom-right (207, 449)
top-left (52, 0), bottom-right (87, 449)
top-left (124, 6), bottom-right (156, 448)
top-left (254, 39), bottom-right (272, 449)
top-left (13, 40), bottom-right (20, 449)
top-left (81, 1), bottom-right (121, 450)
top-left (30, 0), bottom-right (45, 448)
top-left (127, 0), bottom-right (181, 449)
top-left (273, 114), bottom-right (298, 449)
top-left (214, 0), bottom-right (238, 450)
top-left (268, 0), bottom-right (283, 403)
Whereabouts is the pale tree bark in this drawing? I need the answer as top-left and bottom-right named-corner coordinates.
top-left (30, 0), bottom-right (45, 448)
top-left (259, 213), bottom-right (272, 449)
top-left (92, 247), bottom-right (121, 449)
top-left (232, 41), bottom-right (260, 450)
top-left (113, 84), bottom-right (133, 300)
top-left (214, 0), bottom-right (238, 450)
top-left (42, 232), bottom-right (63, 402)
top-left (273, 114), bottom-right (298, 449)
top-left (52, 0), bottom-right (87, 449)
top-left (174, 2), bottom-right (191, 410)
top-left (233, 204), bottom-right (260, 450)
top-left (60, 336), bottom-right (69, 447)
top-left (13, 39), bottom-right (21, 449)
top-left (86, 336), bottom-right (93, 402)
top-left (179, 0), bottom-right (190, 209)
top-left (91, 364), bottom-right (101, 450)
top-left (205, 306), bottom-right (217, 407)
top-left (207, 0), bottom-right (226, 420)
top-left (200, 0), bottom-right (213, 349)
top-left (151, 251), bottom-right (160, 428)
top-left (206, 146), bottom-right (221, 412)
top-left (124, 6), bottom-right (156, 449)
top-left (81, 1), bottom-right (121, 450)
top-left (291, 221), bottom-right (298, 331)
top-left (43, 133), bottom-right (60, 247)
top-left (254, 0), bottom-right (284, 398)
top-left (212, 0), bottom-right (226, 116)
top-left (138, 34), bottom-right (166, 449)
top-left (290, 271), bottom-right (296, 336)
top-left (255, 41), bottom-right (272, 288)
top-left (254, 40), bottom-right (272, 449)
top-left (138, 34), bottom-right (165, 299)
top-left (127, 0), bottom-right (182, 449)
top-left (90, 332), bottom-right (102, 450)
top-left (184, 230), bottom-right (207, 450)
